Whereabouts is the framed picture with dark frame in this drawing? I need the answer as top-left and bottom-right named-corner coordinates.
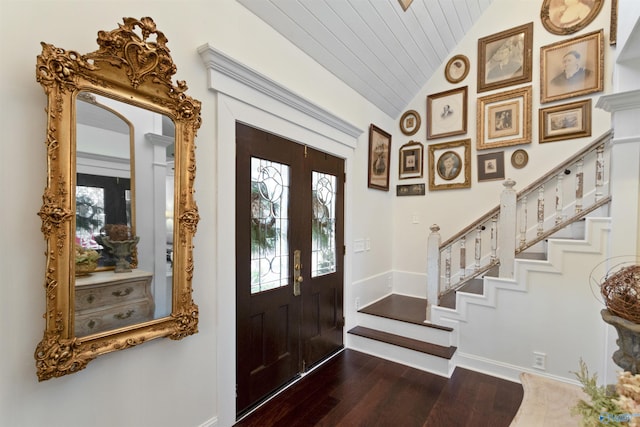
top-left (427, 86), bottom-right (468, 140)
top-left (477, 86), bottom-right (532, 150)
top-left (540, 30), bottom-right (604, 104)
top-left (368, 124), bottom-right (392, 191)
top-left (428, 139), bottom-right (471, 191)
top-left (540, 0), bottom-right (604, 36)
top-left (398, 141), bottom-right (423, 180)
top-left (477, 22), bottom-right (533, 93)
top-left (477, 151), bottom-right (505, 182)
top-left (396, 183), bottom-right (425, 196)
top-left (539, 99), bottom-right (592, 143)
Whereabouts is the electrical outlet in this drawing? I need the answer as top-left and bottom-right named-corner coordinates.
top-left (533, 352), bottom-right (546, 370)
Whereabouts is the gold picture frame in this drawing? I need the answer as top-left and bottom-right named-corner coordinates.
top-left (428, 139), bottom-right (471, 191)
top-left (368, 124), bottom-right (392, 191)
top-left (477, 23), bottom-right (533, 93)
top-left (477, 86), bottom-right (532, 150)
top-left (445, 54), bottom-right (470, 84)
top-left (399, 141), bottom-right (423, 180)
top-left (511, 149), bottom-right (529, 169)
top-left (427, 86), bottom-right (468, 140)
top-left (539, 99), bottom-right (592, 143)
top-left (541, 0), bottom-right (604, 36)
top-left (399, 109), bottom-right (421, 136)
top-left (540, 30), bottom-right (604, 104)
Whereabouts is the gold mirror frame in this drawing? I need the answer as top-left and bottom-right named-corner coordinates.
top-left (34, 17), bottom-right (201, 381)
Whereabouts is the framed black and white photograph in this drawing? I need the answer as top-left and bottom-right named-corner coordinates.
top-left (477, 86), bottom-right (532, 150)
top-left (398, 141), bottom-right (423, 180)
top-left (539, 99), bottom-right (592, 143)
top-left (428, 139), bottom-right (471, 191)
top-left (368, 124), bottom-right (391, 191)
top-left (541, 30), bottom-right (604, 103)
top-left (478, 23), bottom-right (533, 93)
top-left (427, 86), bottom-right (468, 140)
top-left (477, 151), bottom-right (505, 182)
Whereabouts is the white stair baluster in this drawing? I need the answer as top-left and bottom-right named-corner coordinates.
top-left (575, 158), bottom-right (584, 213)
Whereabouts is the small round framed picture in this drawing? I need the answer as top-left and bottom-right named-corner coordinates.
top-left (445, 54), bottom-right (470, 84)
top-left (511, 149), bottom-right (529, 169)
top-left (399, 109), bottom-right (421, 136)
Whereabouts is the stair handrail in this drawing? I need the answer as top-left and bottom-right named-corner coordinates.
top-left (427, 130), bottom-right (613, 312)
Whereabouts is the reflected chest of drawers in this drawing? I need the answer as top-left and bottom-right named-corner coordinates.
top-left (75, 270), bottom-right (154, 337)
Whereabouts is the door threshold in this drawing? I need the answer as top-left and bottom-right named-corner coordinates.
top-left (235, 348), bottom-right (345, 423)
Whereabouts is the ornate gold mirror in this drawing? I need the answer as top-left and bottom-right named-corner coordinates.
top-left (35, 17), bottom-right (201, 380)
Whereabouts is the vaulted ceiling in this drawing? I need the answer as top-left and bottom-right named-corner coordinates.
top-left (237, 0), bottom-right (495, 118)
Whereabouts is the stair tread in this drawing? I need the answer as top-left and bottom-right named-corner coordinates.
top-left (359, 294), bottom-right (452, 331)
top-left (348, 326), bottom-right (456, 359)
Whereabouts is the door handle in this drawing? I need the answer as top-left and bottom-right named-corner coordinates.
top-left (293, 249), bottom-right (302, 296)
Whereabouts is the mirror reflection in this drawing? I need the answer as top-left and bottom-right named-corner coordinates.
top-left (74, 92), bottom-right (175, 337)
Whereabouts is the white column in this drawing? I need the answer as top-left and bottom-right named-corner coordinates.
top-left (145, 133), bottom-right (173, 318)
top-left (426, 224), bottom-right (441, 321)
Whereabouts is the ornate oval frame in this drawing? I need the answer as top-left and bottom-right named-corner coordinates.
top-left (34, 17), bottom-right (201, 381)
top-left (444, 54), bottom-right (470, 84)
top-left (541, 0), bottom-right (604, 35)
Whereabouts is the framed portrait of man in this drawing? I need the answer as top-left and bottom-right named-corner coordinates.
top-left (541, 30), bottom-right (603, 103)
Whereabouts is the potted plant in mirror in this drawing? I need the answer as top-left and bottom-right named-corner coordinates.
top-left (98, 224), bottom-right (139, 273)
top-left (591, 257), bottom-right (640, 374)
top-left (75, 244), bottom-right (100, 276)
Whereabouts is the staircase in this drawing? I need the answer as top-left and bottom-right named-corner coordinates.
top-left (348, 294), bottom-right (457, 377)
top-left (347, 131), bottom-right (615, 380)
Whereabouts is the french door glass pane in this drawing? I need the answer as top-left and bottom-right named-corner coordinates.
top-left (312, 171), bottom-right (336, 277)
top-left (250, 157), bottom-right (289, 294)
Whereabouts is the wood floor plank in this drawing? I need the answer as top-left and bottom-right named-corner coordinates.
top-left (235, 350), bottom-right (523, 427)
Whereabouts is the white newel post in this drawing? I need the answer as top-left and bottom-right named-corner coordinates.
top-left (498, 179), bottom-right (517, 278)
top-left (426, 224), bottom-right (441, 321)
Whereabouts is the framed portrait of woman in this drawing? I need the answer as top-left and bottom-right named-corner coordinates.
top-left (541, 0), bottom-right (604, 35)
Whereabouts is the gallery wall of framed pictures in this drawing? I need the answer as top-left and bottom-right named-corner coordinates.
top-left (386, 0), bottom-right (611, 196)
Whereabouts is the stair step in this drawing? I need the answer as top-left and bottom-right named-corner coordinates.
top-left (348, 326), bottom-right (456, 360)
top-left (358, 294), bottom-right (452, 331)
top-left (515, 251), bottom-right (547, 260)
top-left (439, 278), bottom-right (485, 310)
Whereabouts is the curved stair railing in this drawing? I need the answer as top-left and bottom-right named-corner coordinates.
top-left (426, 130), bottom-right (614, 316)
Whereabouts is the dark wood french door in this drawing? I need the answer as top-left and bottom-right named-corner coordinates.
top-left (235, 123), bottom-right (345, 417)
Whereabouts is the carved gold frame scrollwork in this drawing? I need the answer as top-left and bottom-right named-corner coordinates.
top-left (34, 17), bottom-right (201, 381)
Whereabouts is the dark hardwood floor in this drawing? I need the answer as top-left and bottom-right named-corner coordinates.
top-left (235, 349), bottom-right (523, 427)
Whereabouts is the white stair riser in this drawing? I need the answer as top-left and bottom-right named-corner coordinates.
top-left (356, 312), bottom-right (452, 347)
top-left (347, 334), bottom-right (453, 378)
